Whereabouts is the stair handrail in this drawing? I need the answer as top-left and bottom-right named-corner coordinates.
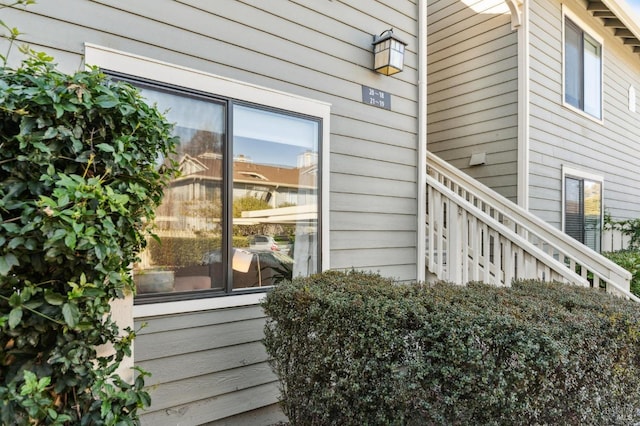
top-left (427, 152), bottom-right (632, 294)
top-left (427, 175), bottom-right (591, 286)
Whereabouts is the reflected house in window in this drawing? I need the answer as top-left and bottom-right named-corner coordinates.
top-left (132, 84), bottom-right (320, 295)
top-left (159, 148), bottom-right (318, 232)
top-left (158, 151), bottom-right (222, 233)
top-left (148, 140), bottom-right (318, 292)
top-left (232, 154), bottom-right (317, 209)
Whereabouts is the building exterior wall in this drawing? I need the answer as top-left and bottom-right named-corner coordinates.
top-left (427, 0), bottom-right (519, 201)
top-left (133, 304), bottom-right (284, 424)
top-left (528, 0), bottom-right (640, 228)
top-left (1, 0), bottom-right (420, 423)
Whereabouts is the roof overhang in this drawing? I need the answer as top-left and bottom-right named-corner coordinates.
top-left (587, 0), bottom-right (640, 58)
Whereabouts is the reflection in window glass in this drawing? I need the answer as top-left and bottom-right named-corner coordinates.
top-left (564, 176), bottom-right (602, 252)
top-left (126, 83), bottom-right (322, 298)
top-left (564, 19), bottom-right (582, 109)
top-left (133, 87), bottom-right (226, 295)
top-left (564, 16), bottom-right (602, 119)
top-left (232, 105), bottom-right (319, 290)
top-left (583, 180), bottom-right (601, 251)
top-left (583, 35), bottom-right (601, 119)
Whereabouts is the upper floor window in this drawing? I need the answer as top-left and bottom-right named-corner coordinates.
top-left (563, 14), bottom-right (602, 120)
top-left (124, 81), bottom-right (321, 302)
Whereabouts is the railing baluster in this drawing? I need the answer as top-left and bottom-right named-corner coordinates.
top-left (470, 216), bottom-right (479, 282)
top-left (462, 209), bottom-right (469, 284)
top-left (482, 223), bottom-right (491, 284)
top-left (515, 246), bottom-right (524, 279)
top-left (435, 191), bottom-right (444, 279)
top-left (448, 200), bottom-right (461, 283)
top-left (504, 239), bottom-right (513, 286)
top-left (424, 152), bottom-right (636, 302)
top-left (493, 231), bottom-right (501, 285)
top-left (427, 185), bottom-right (435, 273)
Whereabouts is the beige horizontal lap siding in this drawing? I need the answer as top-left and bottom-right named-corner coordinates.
top-left (2, 0), bottom-right (420, 423)
top-left (133, 306), bottom-right (281, 424)
top-left (528, 0), bottom-right (640, 227)
top-left (427, 0), bottom-right (519, 201)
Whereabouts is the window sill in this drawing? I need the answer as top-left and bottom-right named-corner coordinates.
top-left (133, 291), bottom-right (266, 318)
top-left (562, 102), bottom-right (604, 125)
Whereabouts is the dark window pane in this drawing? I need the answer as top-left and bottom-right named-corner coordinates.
top-left (565, 18), bottom-right (583, 109)
top-left (565, 176), bottom-right (602, 252)
top-left (565, 176), bottom-right (584, 243)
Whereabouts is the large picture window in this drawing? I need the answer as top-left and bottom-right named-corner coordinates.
top-left (125, 80), bottom-right (321, 301)
top-left (563, 170), bottom-right (603, 252)
top-left (563, 14), bottom-right (602, 120)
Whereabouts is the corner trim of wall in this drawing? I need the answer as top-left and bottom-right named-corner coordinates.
top-left (417, 0), bottom-right (428, 282)
top-left (516, 0), bottom-right (530, 210)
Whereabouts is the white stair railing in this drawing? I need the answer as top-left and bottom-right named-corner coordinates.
top-left (426, 152), bottom-right (637, 302)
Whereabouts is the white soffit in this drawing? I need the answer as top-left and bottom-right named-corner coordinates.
top-left (590, 0), bottom-right (640, 57)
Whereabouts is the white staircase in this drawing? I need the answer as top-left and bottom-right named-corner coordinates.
top-left (426, 152), bottom-right (638, 302)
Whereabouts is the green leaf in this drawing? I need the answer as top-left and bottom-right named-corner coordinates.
top-left (9, 292), bottom-right (21, 307)
top-left (8, 237), bottom-right (25, 249)
top-left (50, 228), bottom-right (67, 241)
top-left (8, 307), bottom-right (23, 329)
top-left (43, 127), bottom-right (58, 139)
top-left (96, 143), bottom-right (115, 153)
top-left (44, 290), bottom-right (65, 306)
top-left (20, 371), bottom-right (37, 395)
top-left (47, 408), bottom-right (57, 420)
top-left (0, 253), bottom-right (19, 276)
top-left (62, 303), bottom-right (79, 328)
top-left (53, 103), bottom-right (64, 118)
top-left (95, 95), bottom-right (119, 108)
top-left (64, 232), bottom-right (76, 250)
top-left (38, 376), bottom-right (51, 389)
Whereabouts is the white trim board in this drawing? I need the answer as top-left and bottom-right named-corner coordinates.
top-left (133, 292), bottom-right (266, 318)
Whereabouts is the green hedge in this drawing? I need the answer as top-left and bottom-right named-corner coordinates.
top-left (603, 250), bottom-right (640, 297)
top-left (263, 271), bottom-right (640, 425)
top-left (147, 235), bottom-right (249, 267)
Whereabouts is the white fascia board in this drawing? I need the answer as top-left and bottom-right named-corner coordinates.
top-left (602, 0), bottom-right (640, 40)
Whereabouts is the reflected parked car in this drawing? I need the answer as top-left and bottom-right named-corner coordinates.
top-left (200, 248), bottom-right (294, 288)
top-left (248, 235), bottom-right (280, 251)
top-left (273, 234), bottom-right (293, 255)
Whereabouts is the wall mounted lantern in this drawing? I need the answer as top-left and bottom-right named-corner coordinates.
top-left (372, 29), bottom-right (407, 76)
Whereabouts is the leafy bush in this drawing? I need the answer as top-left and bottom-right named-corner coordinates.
top-left (605, 216), bottom-right (640, 250)
top-left (263, 271), bottom-right (640, 425)
top-left (0, 51), bottom-right (178, 424)
top-left (603, 215), bottom-right (640, 297)
top-left (602, 250), bottom-right (640, 297)
top-left (147, 235), bottom-right (249, 268)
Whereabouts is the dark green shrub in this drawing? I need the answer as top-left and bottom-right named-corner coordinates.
top-left (263, 271), bottom-right (640, 425)
top-left (606, 216), bottom-right (640, 250)
top-left (147, 235), bottom-right (248, 267)
top-left (0, 51), bottom-right (178, 424)
top-left (603, 250), bottom-right (640, 297)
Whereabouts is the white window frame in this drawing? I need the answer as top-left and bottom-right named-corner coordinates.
top-left (561, 165), bottom-right (604, 251)
top-left (561, 6), bottom-right (604, 123)
top-left (84, 44), bottom-right (331, 317)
